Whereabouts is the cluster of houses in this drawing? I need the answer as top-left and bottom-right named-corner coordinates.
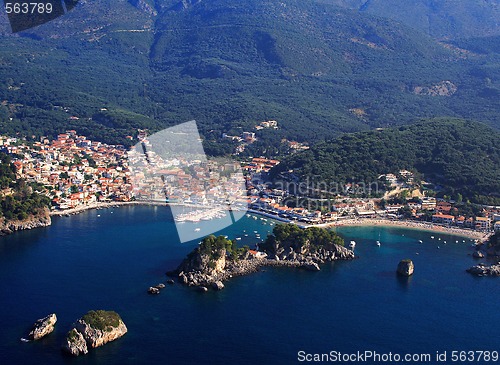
top-left (1, 131), bottom-right (131, 210)
top-left (430, 201), bottom-right (499, 232)
top-left (2, 130), bottom-right (251, 212)
top-left (128, 137), bottom-right (247, 208)
top-left (2, 130), bottom-right (498, 233)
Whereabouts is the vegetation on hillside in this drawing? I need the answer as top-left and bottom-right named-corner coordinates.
top-left (0, 153), bottom-right (51, 221)
top-left (272, 119), bottom-right (500, 205)
top-left (194, 234), bottom-right (249, 263)
top-left (0, 0), bottom-right (498, 149)
top-left (81, 310), bottom-right (122, 331)
top-left (325, 0), bottom-right (500, 39)
top-left (260, 224), bottom-right (345, 254)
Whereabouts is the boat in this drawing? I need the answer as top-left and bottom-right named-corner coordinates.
top-left (431, 236), bottom-right (435, 239)
top-left (236, 237), bottom-right (241, 241)
top-left (349, 241), bottom-right (356, 249)
top-left (376, 240), bottom-right (381, 247)
top-left (418, 240), bottom-right (423, 244)
top-left (194, 228), bottom-right (201, 232)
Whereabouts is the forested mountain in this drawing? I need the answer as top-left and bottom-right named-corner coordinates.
top-left (0, 0), bottom-right (498, 147)
top-left (324, 0), bottom-right (500, 40)
top-left (272, 119), bottom-right (500, 205)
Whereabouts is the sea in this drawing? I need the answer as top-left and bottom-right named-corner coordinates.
top-left (0, 205), bottom-right (498, 365)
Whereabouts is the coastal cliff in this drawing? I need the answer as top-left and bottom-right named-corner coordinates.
top-left (63, 310), bottom-right (127, 356)
top-left (0, 208), bottom-right (51, 236)
top-left (170, 224), bottom-right (355, 289)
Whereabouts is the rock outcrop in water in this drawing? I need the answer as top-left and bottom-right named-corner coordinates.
top-left (397, 259), bottom-right (414, 276)
top-left (169, 224), bottom-right (355, 290)
top-left (0, 208), bottom-right (51, 236)
top-left (63, 329), bottom-right (88, 356)
top-left (62, 310), bottom-right (127, 356)
top-left (28, 313), bottom-right (57, 340)
top-left (467, 263), bottom-right (500, 277)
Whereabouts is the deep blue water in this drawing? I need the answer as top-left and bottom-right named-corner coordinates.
top-left (0, 206), bottom-right (498, 365)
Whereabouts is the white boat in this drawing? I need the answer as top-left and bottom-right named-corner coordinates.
top-left (349, 241), bottom-right (356, 249)
top-left (236, 237), bottom-right (241, 241)
top-left (376, 240), bottom-right (381, 246)
top-left (194, 228), bottom-right (201, 232)
top-left (418, 240), bottom-right (423, 243)
top-left (431, 236), bottom-right (435, 239)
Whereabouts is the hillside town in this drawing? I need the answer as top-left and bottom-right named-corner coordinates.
top-left (1, 130), bottom-right (498, 233)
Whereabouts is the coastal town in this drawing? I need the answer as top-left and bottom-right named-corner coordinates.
top-left (1, 127), bottom-right (499, 236)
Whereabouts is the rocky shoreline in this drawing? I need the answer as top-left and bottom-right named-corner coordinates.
top-left (0, 208), bottom-right (51, 236)
top-left (467, 263), bottom-right (500, 277)
top-left (168, 230), bottom-right (355, 290)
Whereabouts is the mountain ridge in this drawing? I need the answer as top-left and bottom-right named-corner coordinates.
top-left (0, 0), bottom-right (498, 146)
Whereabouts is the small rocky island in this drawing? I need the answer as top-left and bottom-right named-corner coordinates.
top-left (168, 224), bottom-right (355, 290)
top-left (27, 313), bottom-right (57, 341)
top-left (63, 310), bottom-right (127, 356)
top-left (397, 259), bottom-right (414, 276)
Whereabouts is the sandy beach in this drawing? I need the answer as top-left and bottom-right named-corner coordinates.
top-left (319, 218), bottom-right (490, 241)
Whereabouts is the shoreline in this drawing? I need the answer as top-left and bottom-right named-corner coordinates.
top-left (49, 200), bottom-right (215, 217)
top-left (51, 203), bottom-right (491, 242)
top-left (318, 218), bottom-right (489, 241)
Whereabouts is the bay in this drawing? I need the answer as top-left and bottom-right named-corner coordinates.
top-left (0, 206), bottom-right (498, 365)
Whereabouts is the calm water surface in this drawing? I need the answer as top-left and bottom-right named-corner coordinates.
top-left (0, 206), bottom-right (498, 365)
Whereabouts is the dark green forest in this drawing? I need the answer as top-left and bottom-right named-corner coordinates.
top-left (0, 0), bottom-right (498, 148)
top-left (272, 119), bottom-right (500, 205)
top-left (260, 224), bottom-right (345, 255)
